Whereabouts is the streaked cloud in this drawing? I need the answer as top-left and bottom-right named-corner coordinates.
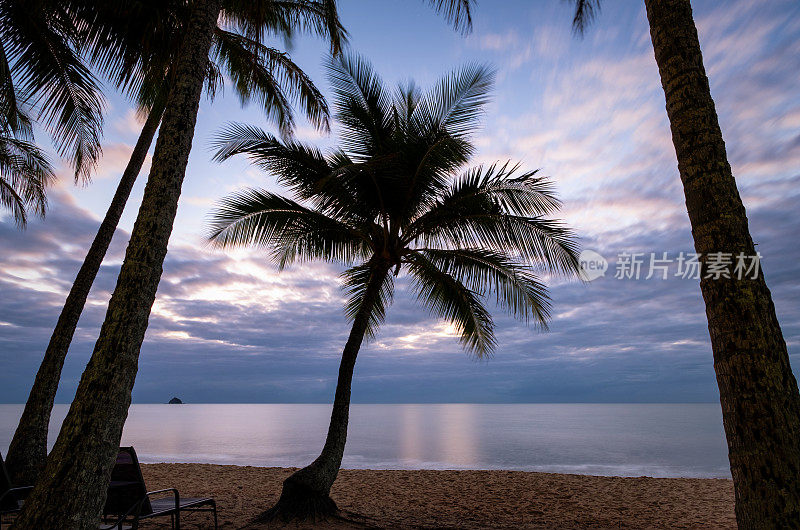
top-left (1, 0), bottom-right (798, 404)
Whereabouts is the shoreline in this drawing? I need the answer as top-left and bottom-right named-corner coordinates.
top-left (141, 463), bottom-right (735, 528)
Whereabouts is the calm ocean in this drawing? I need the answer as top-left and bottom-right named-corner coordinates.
top-left (0, 403), bottom-right (730, 478)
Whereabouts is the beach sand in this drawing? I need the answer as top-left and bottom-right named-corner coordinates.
top-left (139, 464), bottom-right (735, 529)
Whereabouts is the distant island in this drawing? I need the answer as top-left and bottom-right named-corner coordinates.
top-left (168, 397), bottom-right (183, 404)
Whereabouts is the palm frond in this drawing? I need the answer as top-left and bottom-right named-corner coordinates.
top-left (566, 0), bottom-right (601, 37)
top-left (413, 248), bottom-right (551, 328)
top-left (326, 53), bottom-right (392, 160)
top-left (418, 212), bottom-right (580, 276)
top-left (415, 63), bottom-right (494, 138)
top-left (212, 29), bottom-right (329, 135)
top-left (0, 0), bottom-right (105, 181)
top-left (0, 176), bottom-right (27, 225)
top-left (425, 0), bottom-right (474, 34)
top-left (221, 0), bottom-right (347, 55)
top-left (205, 60), bottom-right (223, 103)
top-left (405, 251), bottom-right (495, 357)
top-left (207, 187), bottom-right (370, 267)
top-left (0, 133), bottom-right (55, 227)
top-left (404, 164), bottom-right (574, 270)
top-left (211, 123), bottom-right (330, 196)
top-left (439, 162), bottom-right (563, 215)
top-left (0, 40), bottom-right (32, 137)
top-left (211, 123), bottom-right (377, 226)
top-left (379, 63), bottom-right (495, 227)
top-left (211, 122), bottom-right (329, 173)
top-left (212, 30), bottom-right (291, 136)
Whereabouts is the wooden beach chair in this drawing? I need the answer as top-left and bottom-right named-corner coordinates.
top-left (0, 451), bottom-right (33, 529)
top-left (102, 447), bottom-right (217, 530)
top-left (1, 451), bottom-right (127, 529)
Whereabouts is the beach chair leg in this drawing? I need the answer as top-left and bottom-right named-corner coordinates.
top-left (175, 509), bottom-right (180, 530)
top-left (212, 501), bottom-right (218, 530)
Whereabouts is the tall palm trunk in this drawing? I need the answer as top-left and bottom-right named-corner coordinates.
top-left (644, 0), bottom-right (800, 526)
top-left (264, 262), bottom-right (390, 521)
top-left (5, 103), bottom-right (164, 486)
top-left (12, 0), bottom-right (221, 527)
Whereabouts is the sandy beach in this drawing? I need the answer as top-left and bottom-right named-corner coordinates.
top-left (138, 464), bottom-right (735, 529)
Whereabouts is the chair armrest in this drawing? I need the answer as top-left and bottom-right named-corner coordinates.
top-left (0, 485), bottom-right (34, 504)
top-left (145, 488), bottom-right (180, 511)
top-left (105, 487), bottom-right (180, 527)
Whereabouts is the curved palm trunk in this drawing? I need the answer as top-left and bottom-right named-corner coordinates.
top-left (263, 262), bottom-right (390, 522)
top-left (644, 0), bottom-right (800, 526)
top-left (12, 1), bottom-right (221, 527)
top-left (5, 103), bottom-right (164, 486)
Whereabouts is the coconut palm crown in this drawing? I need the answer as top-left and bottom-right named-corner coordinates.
top-left (78, 0), bottom-right (346, 135)
top-left (209, 54), bottom-right (580, 357)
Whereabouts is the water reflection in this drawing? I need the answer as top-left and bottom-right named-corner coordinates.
top-left (436, 404), bottom-right (478, 467)
top-left (400, 405), bottom-right (423, 465)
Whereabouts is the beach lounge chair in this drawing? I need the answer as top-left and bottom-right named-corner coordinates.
top-left (0, 452), bottom-right (33, 529)
top-left (1, 451), bottom-right (127, 529)
top-left (102, 447), bottom-right (217, 530)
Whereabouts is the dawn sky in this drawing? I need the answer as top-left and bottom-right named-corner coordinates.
top-left (1, 0), bottom-right (798, 403)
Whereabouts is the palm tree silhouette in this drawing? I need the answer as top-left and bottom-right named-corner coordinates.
top-left (4, 0), bottom-right (343, 487)
top-left (564, 2), bottom-right (800, 524)
top-left (16, 2), bottom-right (481, 527)
top-left (208, 54), bottom-right (580, 520)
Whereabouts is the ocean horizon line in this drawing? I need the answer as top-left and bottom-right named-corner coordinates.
top-left (5, 401), bottom-right (722, 405)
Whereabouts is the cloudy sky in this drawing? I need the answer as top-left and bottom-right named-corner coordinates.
top-left (1, 0), bottom-right (798, 404)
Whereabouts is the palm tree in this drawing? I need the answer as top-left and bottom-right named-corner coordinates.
top-left (0, 0), bottom-right (104, 180)
top-left (566, 1), bottom-right (800, 526)
top-left (207, 54), bottom-right (580, 520)
top-left (4, 0), bottom-right (343, 487)
top-left (14, 2), bottom-right (477, 527)
top-left (13, 1), bottom-right (224, 527)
